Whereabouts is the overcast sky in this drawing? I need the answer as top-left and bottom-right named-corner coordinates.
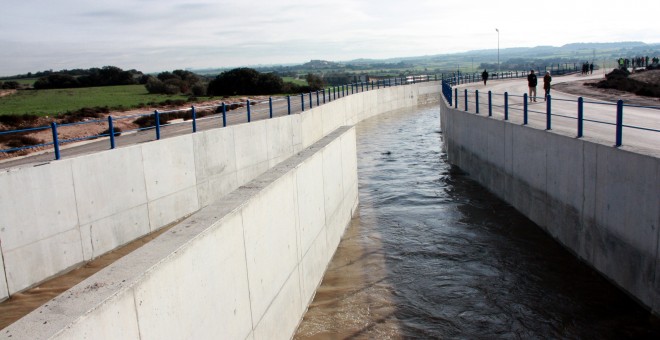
top-left (1, 0), bottom-right (658, 76)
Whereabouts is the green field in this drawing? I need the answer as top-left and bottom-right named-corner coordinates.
top-left (282, 77), bottom-right (308, 86)
top-left (0, 85), bottom-right (195, 116)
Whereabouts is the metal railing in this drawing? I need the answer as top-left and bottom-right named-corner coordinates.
top-left (441, 78), bottom-right (660, 148)
top-left (1, 75), bottom-right (437, 160)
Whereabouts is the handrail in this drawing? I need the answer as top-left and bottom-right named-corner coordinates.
top-left (441, 78), bottom-right (660, 148)
top-left (1, 75), bottom-right (437, 160)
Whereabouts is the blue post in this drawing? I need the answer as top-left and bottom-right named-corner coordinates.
top-left (464, 89), bottom-right (468, 111)
top-left (361, 82), bottom-right (364, 92)
top-left (108, 116), bottom-right (115, 149)
top-left (322, 89), bottom-right (326, 103)
top-left (155, 110), bottom-right (161, 140)
top-left (577, 97), bottom-right (583, 137)
top-left (454, 88), bottom-right (458, 108)
top-left (108, 116), bottom-right (116, 149)
top-left (504, 92), bottom-right (509, 120)
top-left (488, 91), bottom-right (493, 116)
top-left (309, 92), bottom-right (313, 108)
top-left (269, 97), bottom-right (273, 118)
top-left (377, 81), bottom-right (380, 89)
top-left (351, 83), bottom-right (354, 94)
top-left (316, 90), bottom-right (319, 106)
top-left (301, 93), bottom-right (305, 111)
top-left (191, 106), bottom-right (197, 133)
top-left (475, 90), bottom-right (479, 114)
top-left (523, 93), bottom-right (528, 125)
top-left (616, 100), bottom-right (623, 146)
top-left (246, 100), bottom-right (251, 122)
top-left (287, 96), bottom-right (291, 115)
top-left (333, 87), bottom-right (336, 100)
top-left (546, 95), bottom-right (552, 130)
top-left (222, 102), bottom-right (227, 127)
top-left (51, 122), bottom-right (60, 160)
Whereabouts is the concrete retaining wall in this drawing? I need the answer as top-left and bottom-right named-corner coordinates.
top-left (0, 81), bottom-right (439, 303)
top-left (2, 126), bottom-right (358, 340)
top-left (439, 99), bottom-right (660, 314)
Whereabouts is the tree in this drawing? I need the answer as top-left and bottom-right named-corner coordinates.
top-left (305, 73), bottom-right (325, 90)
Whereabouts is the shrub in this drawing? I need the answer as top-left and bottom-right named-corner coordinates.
top-left (100, 127), bottom-right (122, 137)
top-left (4, 135), bottom-right (44, 148)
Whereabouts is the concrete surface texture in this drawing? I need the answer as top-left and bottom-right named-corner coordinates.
top-left (0, 81), bottom-right (439, 301)
top-left (439, 98), bottom-right (660, 314)
top-left (1, 126), bottom-right (358, 340)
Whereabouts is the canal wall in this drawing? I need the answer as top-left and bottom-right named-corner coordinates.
top-left (0, 81), bottom-right (440, 338)
top-left (439, 99), bottom-right (660, 314)
top-left (3, 126), bottom-right (358, 340)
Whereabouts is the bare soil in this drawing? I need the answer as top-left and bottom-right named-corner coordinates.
top-left (553, 69), bottom-right (660, 107)
top-left (0, 96), bottom-right (267, 160)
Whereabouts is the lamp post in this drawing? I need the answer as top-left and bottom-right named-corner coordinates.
top-left (495, 28), bottom-right (500, 77)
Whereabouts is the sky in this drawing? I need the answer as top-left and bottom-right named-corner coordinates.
top-left (1, 0), bottom-right (658, 77)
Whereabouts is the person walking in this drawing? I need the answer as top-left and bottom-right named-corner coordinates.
top-left (527, 69), bottom-right (538, 102)
top-left (481, 69), bottom-right (489, 85)
top-left (543, 71), bottom-right (552, 101)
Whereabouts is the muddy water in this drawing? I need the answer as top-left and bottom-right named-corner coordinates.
top-left (294, 105), bottom-right (660, 339)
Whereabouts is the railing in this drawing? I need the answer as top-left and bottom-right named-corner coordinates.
top-left (1, 75), bottom-right (438, 161)
top-left (441, 78), bottom-right (660, 148)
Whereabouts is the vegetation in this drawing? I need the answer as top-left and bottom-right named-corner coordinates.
top-left (0, 84), bottom-right (192, 117)
top-left (144, 69), bottom-right (208, 96)
top-left (207, 67), bottom-right (323, 96)
top-left (32, 66), bottom-right (142, 89)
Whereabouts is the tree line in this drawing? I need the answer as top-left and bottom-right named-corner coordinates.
top-left (26, 66), bottom-right (327, 96)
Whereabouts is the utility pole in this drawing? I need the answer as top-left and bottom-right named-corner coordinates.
top-left (495, 28), bottom-right (500, 76)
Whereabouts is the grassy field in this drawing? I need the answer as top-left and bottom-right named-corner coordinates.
top-left (282, 77), bottom-right (308, 86)
top-left (0, 85), bottom-right (194, 116)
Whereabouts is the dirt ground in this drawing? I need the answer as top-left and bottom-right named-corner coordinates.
top-left (0, 96), bottom-right (265, 160)
top-left (553, 69), bottom-right (660, 107)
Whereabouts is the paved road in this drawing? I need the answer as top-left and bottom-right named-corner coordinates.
top-left (453, 71), bottom-right (660, 157)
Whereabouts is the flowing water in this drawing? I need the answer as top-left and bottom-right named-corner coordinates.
top-left (294, 104), bottom-right (660, 339)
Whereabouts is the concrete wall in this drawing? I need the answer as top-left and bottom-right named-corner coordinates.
top-left (2, 127), bottom-right (358, 340)
top-left (439, 99), bottom-right (660, 314)
top-left (0, 81), bottom-right (440, 301)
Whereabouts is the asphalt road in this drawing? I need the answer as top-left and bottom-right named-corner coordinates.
top-left (453, 71), bottom-right (660, 157)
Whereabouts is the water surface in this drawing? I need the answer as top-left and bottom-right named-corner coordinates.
top-left (294, 104), bottom-right (660, 339)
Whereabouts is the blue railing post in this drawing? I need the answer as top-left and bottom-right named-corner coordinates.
top-left (546, 95), bottom-right (552, 130)
top-left (155, 110), bottom-right (161, 140)
top-left (247, 100), bottom-right (251, 122)
top-left (488, 91), bottom-right (493, 117)
top-left (309, 92), bottom-right (313, 108)
top-left (377, 81), bottom-right (380, 89)
top-left (464, 89), bottom-right (468, 111)
top-left (322, 89), bottom-right (326, 103)
top-left (577, 97), bottom-right (583, 137)
top-left (351, 83), bottom-right (354, 94)
top-left (523, 93), bottom-right (528, 125)
top-left (269, 97), bottom-right (273, 118)
top-left (287, 96), bottom-right (291, 115)
top-left (191, 106), bottom-right (197, 133)
top-left (504, 92), bottom-right (509, 120)
top-left (475, 90), bottom-right (479, 114)
top-left (454, 88), bottom-right (458, 108)
top-left (616, 100), bottom-right (623, 146)
top-left (108, 116), bottom-right (116, 149)
top-left (222, 102), bottom-right (227, 127)
top-left (316, 90), bottom-right (320, 106)
top-left (50, 122), bottom-right (60, 160)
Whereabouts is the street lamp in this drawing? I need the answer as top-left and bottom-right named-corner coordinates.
top-left (495, 28), bottom-right (500, 77)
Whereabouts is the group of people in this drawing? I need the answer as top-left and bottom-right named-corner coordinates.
top-left (617, 56), bottom-right (659, 70)
top-left (526, 69), bottom-right (551, 102)
top-left (480, 68), bottom-right (552, 102)
top-left (581, 62), bottom-right (594, 75)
